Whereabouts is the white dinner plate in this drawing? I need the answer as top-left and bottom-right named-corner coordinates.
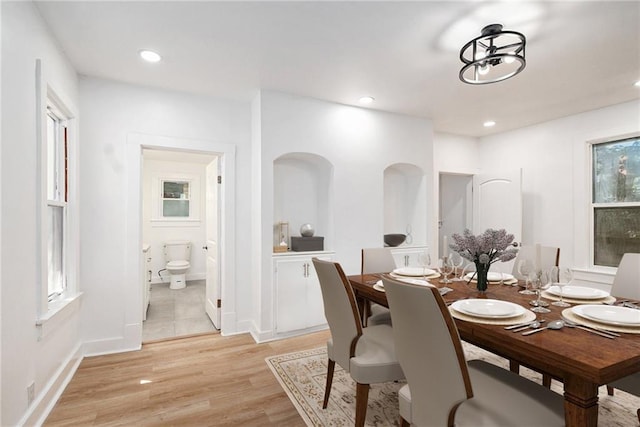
top-left (464, 272), bottom-right (514, 282)
top-left (451, 299), bottom-right (525, 319)
top-left (572, 305), bottom-right (640, 326)
top-left (393, 267), bottom-right (436, 277)
top-left (393, 277), bottom-right (433, 287)
top-left (373, 281), bottom-right (385, 292)
top-left (546, 285), bottom-right (609, 300)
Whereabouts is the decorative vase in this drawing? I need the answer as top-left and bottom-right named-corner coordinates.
top-left (475, 262), bottom-right (490, 293)
top-left (300, 223), bottom-right (315, 237)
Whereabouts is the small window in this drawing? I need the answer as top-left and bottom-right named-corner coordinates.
top-left (591, 136), bottom-right (640, 267)
top-left (162, 180), bottom-right (190, 217)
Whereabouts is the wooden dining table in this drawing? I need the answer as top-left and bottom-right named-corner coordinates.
top-left (348, 273), bottom-right (640, 427)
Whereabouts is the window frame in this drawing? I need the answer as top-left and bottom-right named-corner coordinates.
top-left (160, 179), bottom-right (192, 218)
top-left (36, 60), bottom-right (80, 322)
top-left (589, 133), bottom-right (640, 268)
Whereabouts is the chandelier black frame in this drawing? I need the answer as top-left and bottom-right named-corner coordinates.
top-left (459, 23), bottom-right (526, 85)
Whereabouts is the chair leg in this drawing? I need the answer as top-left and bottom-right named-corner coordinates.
top-left (355, 382), bottom-right (370, 427)
top-left (509, 360), bottom-right (520, 374)
top-left (606, 385), bottom-right (614, 396)
top-left (322, 359), bottom-right (335, 409)
top-left (542, 374), bottom-right (551, 388)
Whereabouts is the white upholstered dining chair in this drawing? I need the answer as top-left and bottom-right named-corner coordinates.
top-left (312, 258), bottom-right (405, 427)
top-left (381, 275), bottom-right (564, 427)
top-left (511, 244), bottom-right (561, 279)
top-left (360, 247), bottom-right (396, 326)
top-left (606, 253), bottom-right (640, 422)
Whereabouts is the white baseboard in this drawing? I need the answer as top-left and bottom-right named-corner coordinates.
top-left (82, 323), bottom-right (142, 357)
top-left (19, 343), bottom-right (83, 427)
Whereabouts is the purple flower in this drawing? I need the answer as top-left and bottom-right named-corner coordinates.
top-left (449, 228), bottom-right (518, 265)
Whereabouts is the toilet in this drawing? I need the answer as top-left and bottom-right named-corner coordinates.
top-left (164, 241), bottom-right (192, 290)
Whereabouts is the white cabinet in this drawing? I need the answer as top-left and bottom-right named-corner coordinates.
top-left (391, 246), bottom-right (429, 268)
top-left (143, 244), bottom-right (152, 320)
top-left (274, 252), bottom-right (333, 334)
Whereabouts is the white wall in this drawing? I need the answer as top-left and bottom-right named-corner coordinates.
top-left (1, 3), bottom-right (81, 425)
top-left (79, 77), bottom-right (251, 352)
top-left (142, 158), bottom-right (211, 283)
top-left (254, 91), bottom-right (433, 339)
top-left (478, 100), bottom-right (640, 286)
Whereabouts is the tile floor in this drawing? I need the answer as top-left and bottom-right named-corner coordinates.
top-left (142, 279), bottom-right (217, 342)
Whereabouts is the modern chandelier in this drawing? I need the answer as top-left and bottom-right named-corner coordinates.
top-left (459, 24), bottom-right (526, 85)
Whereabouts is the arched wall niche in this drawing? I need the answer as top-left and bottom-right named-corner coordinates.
top-left (384, 162), bottom-right (427, 246)
top-left (273, 152), bottom-right (334, 250)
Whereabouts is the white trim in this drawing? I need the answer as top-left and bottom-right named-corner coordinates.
top-left (35, 59), bottom-right (81, 322)
top-left (586, 133), bottom-right (640, 268)
top-left (36, 292), bottom-right (83, 340)
top-left (18, 343), bottom-right (83, 427)
top-left (126, 132), bottom-right (238, 347)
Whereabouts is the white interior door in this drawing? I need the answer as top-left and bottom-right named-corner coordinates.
top-left (439, 174), bottom-right (473, 257)
top-left (205, 159), bottom-right (221, 329)
top-left (473, 169), bottom-right (523, 273)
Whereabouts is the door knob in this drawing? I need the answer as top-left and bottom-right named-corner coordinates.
top-left (202, 245), bottom-right (208, 250)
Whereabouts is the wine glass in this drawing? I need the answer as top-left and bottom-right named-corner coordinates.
top-left (517, 259), bottom-right (536, 295)
top-left (552, 267), bottom-right (572, 307)
top-left (450, 252), bottom-right (465, 281)
top-left (530, 270), bottom-right (551, 313)
top-left (417, 250), bottom-right (431, 280)
top-left (438, 257), bottom-right (454, 284)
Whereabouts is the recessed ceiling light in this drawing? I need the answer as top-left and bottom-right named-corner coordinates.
top-left (483, 120), bottom-right (496, 127)
top-left (634, 80), bottom-right (640, 88)
top-left (139, 50), bottom-right (161, 63)
top-left (359, 96), bottom-right (375, 104)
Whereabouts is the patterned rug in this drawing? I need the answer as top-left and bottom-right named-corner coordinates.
top-left (266, 343), bottom-right (640, 426)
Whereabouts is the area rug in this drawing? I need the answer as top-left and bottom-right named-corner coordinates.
top-left (266, 344), bottom-right (640, 427)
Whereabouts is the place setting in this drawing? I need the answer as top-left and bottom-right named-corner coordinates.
top-left (540, 268), bottom-right (616, 305)
top-left (463, 271), bottom-right (518, 286)
top-left (448, 298), bottom-right (536, 325)
top-left (561, 303), bottom-right (640, 335)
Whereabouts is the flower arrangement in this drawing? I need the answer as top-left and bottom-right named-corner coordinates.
top-left (449, 228), bottom-right (519, 292)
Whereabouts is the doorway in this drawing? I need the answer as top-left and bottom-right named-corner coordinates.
top-left (141, 148), bottom-right (220, 341)
top-left (439, 173), bottom-right (473, 256)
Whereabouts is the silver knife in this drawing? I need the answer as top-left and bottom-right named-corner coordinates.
top-left (504, 320), bottom-right (537, 330)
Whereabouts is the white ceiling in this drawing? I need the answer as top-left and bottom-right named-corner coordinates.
top-left (35, 1), bottom-right (640, 137)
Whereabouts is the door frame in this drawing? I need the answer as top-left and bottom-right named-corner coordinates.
top-left (125, 133), bottom-right (236, 347)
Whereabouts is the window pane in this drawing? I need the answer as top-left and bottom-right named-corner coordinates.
top-left (48, 205), bottom-right (64, 296)
top-left (593, 137), bottom-right (640, 203)
top-left (47, 114), bottom-right (58, 201)
top-left (163, 181), bottom-right (189, 199)
top-left (594, 206), bottom-right (640, 267)
top-left (163, 200), bottom-right (190, 217)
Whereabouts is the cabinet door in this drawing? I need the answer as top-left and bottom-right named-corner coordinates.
top-left (306, 258), bottom-right (329, 328)
top-left (275, 258), bottom-right (309, 333)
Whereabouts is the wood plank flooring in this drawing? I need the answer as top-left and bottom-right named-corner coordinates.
top-left (44, 330), bottom-right (330, 426)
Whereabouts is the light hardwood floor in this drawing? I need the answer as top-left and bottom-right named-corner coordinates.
top-left (44, 330), bottom-right (330, 426)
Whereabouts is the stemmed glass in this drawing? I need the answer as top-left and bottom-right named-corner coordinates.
top-left (417, 250), bottom-right (431, 281)
top-left (450, 252), bottom-right (465, 281)
top-left (552, 267), bottom-right (572, 307)
top-left (438, 257), bottom-right (454, 284)
top-left (530, 270), bottom-right (551, 313)
top-left (517, 259), bottom-right (536, 295)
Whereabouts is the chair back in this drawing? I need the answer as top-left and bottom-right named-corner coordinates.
top-left (382, 275), bottom-right (472, 426)
top-left (511, 245), bottom-right (560, 279)
top-left (312, 258), bottom-right (362, 369)
top-left (612, 253), bottom-right (640, 299)
top-left (361, 247), bottom-right (397, 274)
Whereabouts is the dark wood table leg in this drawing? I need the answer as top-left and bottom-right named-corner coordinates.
top-left (355, 294), bottom-right (367, 325)
top-left (563, 376), bottom-right (598, 427)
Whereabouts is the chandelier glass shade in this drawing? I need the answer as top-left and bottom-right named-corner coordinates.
top-left (459, 24), bottom-right (526, 85)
